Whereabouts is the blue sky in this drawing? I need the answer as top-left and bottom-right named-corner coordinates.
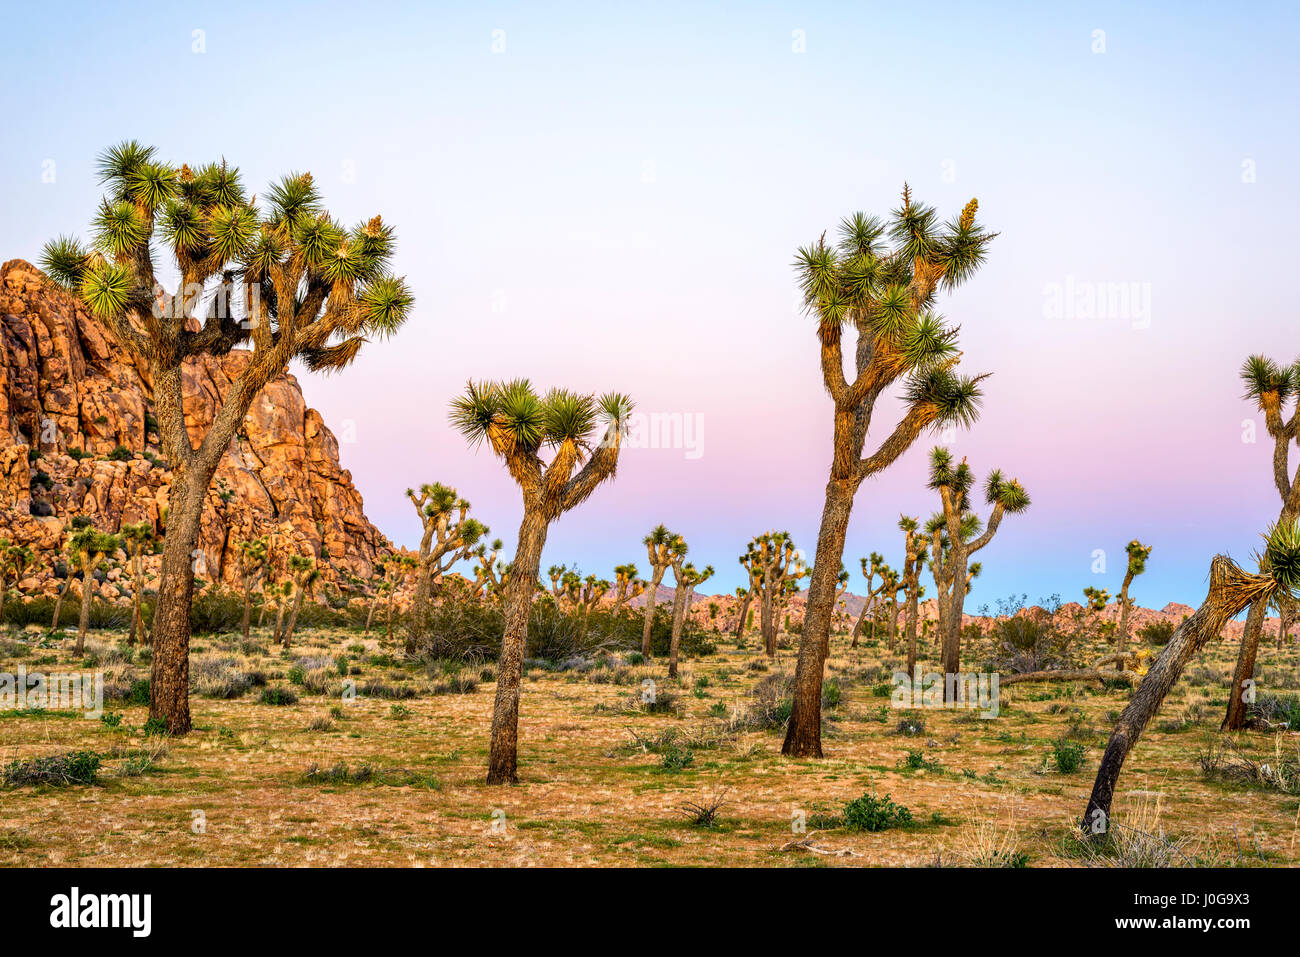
top-left (2, 1), bottom-right (1298, 607)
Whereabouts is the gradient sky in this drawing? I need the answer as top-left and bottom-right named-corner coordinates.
top-left (2, 1), bottom-right (1298, 608)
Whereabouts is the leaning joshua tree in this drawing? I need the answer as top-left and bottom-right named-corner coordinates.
top-left (732, 549), bottom-right (763, 640)
top-left (1084, 522), bottom-right (1300, 833)
top-left (281, 555), bottom-right (320, 648)
top-left (406, 483), bottom-right (486, 639)
top-left (783, 189), bottom-right (993, 758)
top-left (927, 448), bottom-right (1029, 692)
top-left (1225, 356), bottom-right (1300, 731)
top-left (640, 525), bottom-right (678, 657)
top-left (451, 379), bottom-right (633, 785)
top-left (41, 142), bottom-right (413, 733)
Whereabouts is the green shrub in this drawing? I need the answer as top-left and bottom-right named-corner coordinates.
top-left (1137, 620), bottom-right (1175, 646)
top-left (843, 791), bottom-right (913, 832)
top-left (2, 750), bottom-right (101, 787)
top-left (260, 687), bottom-right (299, 706)
top-left (1052, 738), bottom-right (1086, 774)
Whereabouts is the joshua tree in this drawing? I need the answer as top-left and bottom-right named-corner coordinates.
top-left (50, 526), bottom-right (85, 634)
top-left (469, 539), bottom-right (506, 603)
top-left (406, 483), bottom-right (486, 637)
top-left (882, 566), bottom-right (904, 651)
top-left (927, 448), bottom-right (1029, 694)
top-left (850, 553), bottom-right (887, 647)
top-left (748, 531), bottom-right (804, 658)
top-left (575, 574), bottom-right (612, 635)
top-left (282, 555), bottom-right (321, 648)
top-left (1084, 522), bottom-right (1300, 832)
top-left (662, 533), bottom-right (692, 661)
top-left (1082, 586), bottom-right (1110, 613)
top-left (41, 142), bottom-right (413, 733)
top-left (0, 540), bottom-right (35, 624)
top-left (120, 522), bottom-right (157, 645)
top-left (1225, 356), bottom-right (1300, 731)
top-left (70, 527), bottom-right (122, 655)
top-left (1113, 541), bottom-right (1152, 670)
top-left (610, 564), bottom-right (644, 615)
top-left (895, 517), bottom-right (928, 675)
top-left (668, 562), bottom-right (713, 679)
top-left (732, 551), bottom-right (764, 641)
top-left (234, 537), bottom-right (269, 641)
top-left (451, 378), bottom-right (633, 785)
top-left (269, 581), bottom-right (293, 646)
top-left (383, 554), bottom-right (418, 641)
top-left (547, 565), bottom-right (572, 605)
top-left (784, 190), bottom-right (993, 758)
top-left (640, 525), bottom-right (678, 657)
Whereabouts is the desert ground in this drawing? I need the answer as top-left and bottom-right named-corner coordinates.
top-left (3, 621), bottom-right (1297, 868)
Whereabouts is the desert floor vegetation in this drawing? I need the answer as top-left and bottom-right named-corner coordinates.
top-left (2, 616), bottom-right (1297, 867)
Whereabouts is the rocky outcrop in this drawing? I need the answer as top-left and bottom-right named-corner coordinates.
top-left (0, 259), bottom-right (391, 600)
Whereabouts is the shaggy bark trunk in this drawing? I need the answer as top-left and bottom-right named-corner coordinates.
top-left (760, 575), bottom-right (776, 658)
top-left (640, 566), bottom-right (666, 658)
top-left (783, 480), bottom-right (855, 758)
top-left (667, 576), bottom-right (688, 679)
top-left (887, 600), bottom-right (898, 651)
top-left (1085, 558), bottom-right (1259, 830)
top-left (148, 471), bottom-right (207, 736)
top-left (75, 567), bottom-right (94, 656)
top-left (487, 509), bottom-right (549, 785)
top-left (1223, 598), bottom-right (1267, 730)
top-left (365, 597), bottom-right (379, 633)
top-left (274, 599), bottom-right (288, 646)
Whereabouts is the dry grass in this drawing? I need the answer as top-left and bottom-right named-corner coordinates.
top-left (1, 621), bottom-right (1298, 867)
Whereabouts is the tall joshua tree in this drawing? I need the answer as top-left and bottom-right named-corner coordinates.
top-left (783, 189), bottom-right (993, 758)
top-left (406, 483), bottom-right (486, 637)
top-left (640, 525), bottom-right (677, 657)
top-left (41, 142), bottom-right (413, 733)
top-left (927, 448), bottom-right (1029, 692)
top-left (1085, 522), bottom-right (1300, 831)
top-left (235, 536), bottom-right (269, 642)
top-left (1225, 356), bottom-right (1300, 731)
top-left (732, 550), bottom-right (763, 640)
top-left (451, 379), bottom-right (633, 785)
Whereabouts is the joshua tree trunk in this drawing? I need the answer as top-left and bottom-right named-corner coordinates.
top-left (783, 481), bottom-right (854, 758)
top-left (734, 593), bottom-right (753, 640)
top-left (240, 577), bottom-right (255, 641)
top-left (148, 465), bottom-right (212, 736)
top-left (487, 511), bottom-right (548, 785)
top-left (1223, 599), bottom-right (1268, 730)
top-left (283, 583), bottom-right (307, 648)
top-left (887, 600), bottom-right (898, 651)
top-left (75, 569), bottom-right (94, 656)
top-left (365, 596), bottom-right (379, 634)
top-left (51, 573), bottom-right (73, 633)
top-left (905, 587), bottom-right (921, 676)
top-left (1115, 569), bottom-right (1137, 672)
top-left (128, 554), bottom-right (144, 645)
top-left (940, 553), bottom-right (969, 685)
top-left (1085, 556), bottom-right (1265, 831)
top-left (668, 577), bottom-right (689, 679)
top-left (640, 566), bottom-right (666, 658)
